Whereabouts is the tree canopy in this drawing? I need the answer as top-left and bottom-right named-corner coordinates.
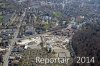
top-left (71, 22), bottom-right (100, 66)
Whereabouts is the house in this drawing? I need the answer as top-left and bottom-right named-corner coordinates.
top-left (25, 26), bottom-right (35, 36)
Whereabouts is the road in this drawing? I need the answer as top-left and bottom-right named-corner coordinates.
top-left (3, 11), bottom-right (26, 66)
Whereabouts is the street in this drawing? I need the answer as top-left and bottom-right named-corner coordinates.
top-left (3, 10), bottom-right (26, 66)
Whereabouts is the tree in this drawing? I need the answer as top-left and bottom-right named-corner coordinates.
top-left (71, 22), bottom-right (100, 66)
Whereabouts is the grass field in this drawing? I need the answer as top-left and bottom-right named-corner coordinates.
top-left (0, 15), bottom-right (3, 23)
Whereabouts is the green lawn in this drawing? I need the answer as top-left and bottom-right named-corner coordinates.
top-left (53, 12), bottom-right (62, 18)
top-left (0, 15), bottom-right (3, 23)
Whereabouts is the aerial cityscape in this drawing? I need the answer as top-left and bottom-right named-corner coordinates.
top-left (0, 0), bottom-right (100, 66)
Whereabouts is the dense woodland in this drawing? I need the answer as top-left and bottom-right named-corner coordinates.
top-left (71, 21), bottom-right (100, 66)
